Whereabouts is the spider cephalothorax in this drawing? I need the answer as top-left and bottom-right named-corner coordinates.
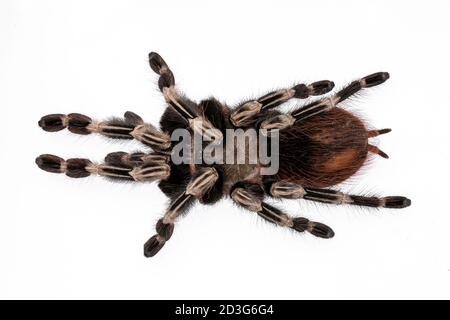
top-left (36, 52), bottom-right (411, 257)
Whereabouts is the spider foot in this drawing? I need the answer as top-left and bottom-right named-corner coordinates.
top-left (292, 218), bottom-right (335, 239)
top-left (144, 235), bottom-right (165, 257)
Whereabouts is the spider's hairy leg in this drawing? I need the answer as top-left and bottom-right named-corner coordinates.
top-left (104, 151), bottom-right (171, 182)
top-left (104, 151), bottom-right (169, 168)
top-left (35, 152), bottom-right (170, 182)
top-left (38, 111), bottom-right (171, 151)
top-left (144, 192), bottom-right (194, 257)
top-left (148, 51), bottom-right (198, 120)
top-left (144, 167), bottom-right (219, 257)
top-left (148, 51), bottom-right (175, 91)
top-left (148, 52), bottom-right (222, 141)
top-left (230, 183), bottom-right (334, 239)
top-left (230, 80), bottom-right (335, 127)
top-left (269, 181), bottom-right (411, 209)
top-left (260, 72), bottom-right (390, 131)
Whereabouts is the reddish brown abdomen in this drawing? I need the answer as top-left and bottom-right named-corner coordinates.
top-left (276, 108), bottom-right (368, 188)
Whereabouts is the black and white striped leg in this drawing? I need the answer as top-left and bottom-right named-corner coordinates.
top-left (148, 51), bottom-right (176, 92)
top-left (260, 72), bottom-right (390, 131)
top-left (149, 52), bottom-right (197, 120)
top-left (230, 183), bottom-right (334, 239)
top-left (104, 151), bottom-right (169, 168)
top-left (144, 192), bottom-right (194, 257)
top-left (149, 52), bottom-right (222, 141)
top-left (230, 80), bottom-right (335, 127)
top-left (38, 111), bottom-right (171, 151)
top-left (143, 167), bottom-right (219, 257)
top-left (35, 152), bottom-right (170, 182)
top-left (270, 181), bottom-right (411, 209)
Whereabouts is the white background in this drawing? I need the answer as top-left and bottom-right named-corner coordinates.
top-left (1, 0), bottom-right (449, 299)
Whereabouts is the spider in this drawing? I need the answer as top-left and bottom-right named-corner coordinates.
top-left (36, 52), bottom-right (411, 257)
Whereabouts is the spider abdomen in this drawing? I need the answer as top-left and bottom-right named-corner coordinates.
top-left (277, 108), bottom-right (369, 188)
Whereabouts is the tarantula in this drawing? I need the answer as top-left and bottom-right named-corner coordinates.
top-left (36, 52), bottom-right (411, 257)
